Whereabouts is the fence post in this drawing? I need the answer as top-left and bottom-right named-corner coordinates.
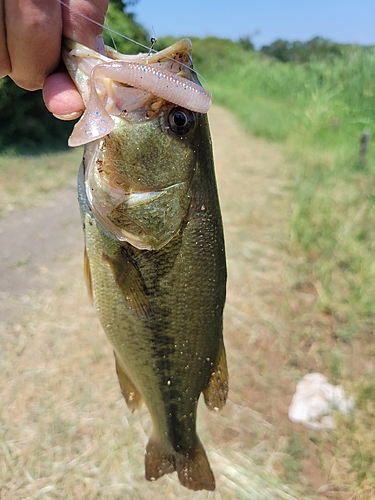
top-left (360, 131), bottom-right (371, 163)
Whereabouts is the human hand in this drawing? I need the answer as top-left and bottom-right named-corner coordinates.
top-left (0, 0), bottom-right (108, 119)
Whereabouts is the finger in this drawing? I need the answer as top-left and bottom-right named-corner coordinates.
top-left (43, 71), bottom-right (84, 119)
top-left (0, 0), bottom-right (10, 78)
top-left (5, 0), bottom-right (62, 90)
top-left (45, 1), bottom-right (109, 119)
top-left (62, 0), bottom-right (109, 49)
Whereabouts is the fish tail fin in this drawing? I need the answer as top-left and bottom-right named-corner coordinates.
top-left (175, 439), bottom-right (215, 491)
top-left (145, 437), bottom-right (215, 491)
top-left (145, 437), bottom-right (175, 481)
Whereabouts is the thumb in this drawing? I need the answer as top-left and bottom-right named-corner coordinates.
top-left (61, 0), bottom-right (109, 49)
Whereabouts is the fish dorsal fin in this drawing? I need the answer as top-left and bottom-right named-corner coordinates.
top-left (203, 338), bottom-right (228, 411)
top-left (115, 352), bottom-right (143, 411)
top-left (83, 246), bottom-right (93, 304)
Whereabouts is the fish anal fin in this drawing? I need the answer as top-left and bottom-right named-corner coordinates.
top-left (145, 437), bottom-right (215, 491)
top-left (84, 246), bottom-right (93, 304)
top-left (114, 352), bottom-right (142, 411)
top-left (203, 338), bottom-right (228, 411)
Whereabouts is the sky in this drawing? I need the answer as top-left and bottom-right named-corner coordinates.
top-left (130, 0), bottom-right (375, 49)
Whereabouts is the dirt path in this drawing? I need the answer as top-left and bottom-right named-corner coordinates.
top-left (0, 106), bottom-right (336, 499)
top-left (0, 188), bottom-right (81, 324)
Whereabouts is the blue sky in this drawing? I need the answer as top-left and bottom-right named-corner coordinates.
top-left (130, 0), bottom-right (375, 49)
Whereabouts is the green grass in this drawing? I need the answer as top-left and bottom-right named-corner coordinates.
top-left (171, 36), bottom-right (375, 325)
top-left (158, 39), bottom-right (375, 317)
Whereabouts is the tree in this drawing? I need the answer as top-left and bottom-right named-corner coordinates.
top-left (103, 1), bottom-right (149, 54)
top-left (261, 37), bottom-right (342, 63)
top-left (238, 36), bottom-right (255, 52)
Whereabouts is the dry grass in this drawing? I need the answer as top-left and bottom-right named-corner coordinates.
top-left (1, 106), bottom-right (374, 499)
top-left (0, 243), bottom-right (297, 499)
top-left (0, 149), bottom-right (82, 218)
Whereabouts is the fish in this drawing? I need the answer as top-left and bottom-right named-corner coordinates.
top-left (63, 37), bottom-right (228, 491)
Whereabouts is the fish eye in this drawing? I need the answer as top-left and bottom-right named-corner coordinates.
top-left (168, 107), bottom-right (196, 135)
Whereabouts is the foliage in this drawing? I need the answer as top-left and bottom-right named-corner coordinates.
top-left (238, 36), bottom-right (255, 51)
top-left (102, 1), bottom-right (149, 54)
top-left (261, 36), bottom-right (343, 63)
top-left (0, 79), bottom-right (74, 153)
top-left (110, 0), bottom-right (139, 8)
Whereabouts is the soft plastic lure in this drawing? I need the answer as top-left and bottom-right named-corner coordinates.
top-left (63, 39), bottom-right (212, 147)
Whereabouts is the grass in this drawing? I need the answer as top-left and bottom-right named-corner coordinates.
top-left (190, 38), bottom-right (375, 324)
top-left (0, 107), bottom-right (305, 499)
top-left (184, 38), bottom-right (375, 497)
top-left (0, 238), bottom-right (301, 499)
top-left (2, 36), bottom-right (375, 498)
top-left (0, 148), bottom-right (82, 217)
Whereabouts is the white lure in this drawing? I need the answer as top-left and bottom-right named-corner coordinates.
top-left (62, 39), bottom-right (212, 147)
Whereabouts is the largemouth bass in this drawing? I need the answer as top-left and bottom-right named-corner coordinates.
top-left (63, 38), bottom-right (228, 491)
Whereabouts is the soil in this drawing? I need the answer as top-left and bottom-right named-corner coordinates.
top-left (0, 188), bottom-right (81, 322)
top-left (0, 106), bottom-right (351, 499)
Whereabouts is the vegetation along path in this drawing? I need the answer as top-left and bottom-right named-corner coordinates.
top-left (0, 106), bottom-right (368, 499)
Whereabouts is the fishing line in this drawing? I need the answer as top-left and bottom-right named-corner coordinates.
top-left (105, 18), bottom-right (117, 52)
top-left (57, 0), bottom-right (153, 52)
top-left (55, 0), bottom-right (212, 95)
top-left (147, 26), bottom-right (158, 56)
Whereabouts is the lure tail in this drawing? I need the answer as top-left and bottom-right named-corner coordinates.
top-left (145, 436), bottom-right (215, 491)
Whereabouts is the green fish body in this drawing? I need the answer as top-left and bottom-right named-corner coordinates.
top-left (64, 39), bottom-right (228, 491)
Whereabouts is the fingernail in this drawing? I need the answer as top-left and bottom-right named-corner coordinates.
top-left (53, 110), bottom-right (83, 121)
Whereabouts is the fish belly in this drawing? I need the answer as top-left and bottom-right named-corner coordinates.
top-left (80, 162), bottom-right (226, 490)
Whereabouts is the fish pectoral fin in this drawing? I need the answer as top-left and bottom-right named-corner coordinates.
top-left (145, 438), bottom-right (215, 491)
top-left (114, 352), bottom-right (143, 411)
top-left (203, 338), bottom-right (228, 411)
top-left (84, 246), bottom-right (93, 304)
top-left (102, 247), bottom-right (150, 318)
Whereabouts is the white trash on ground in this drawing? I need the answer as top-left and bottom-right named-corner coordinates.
top-left (288, 372), bottom-right (355, 430)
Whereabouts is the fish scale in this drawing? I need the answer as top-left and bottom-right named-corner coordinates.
top-left (65, 38), bottom-right (228, 491)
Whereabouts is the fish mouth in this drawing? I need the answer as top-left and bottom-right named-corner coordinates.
top-left (62, 37), bottom-right (198, 95)
top-left (63, 37), bottom-right (194, 66)
top-left (62, 39), bottom-right (107, 77)
top-left (63, 38), bottom-right (211, 147)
